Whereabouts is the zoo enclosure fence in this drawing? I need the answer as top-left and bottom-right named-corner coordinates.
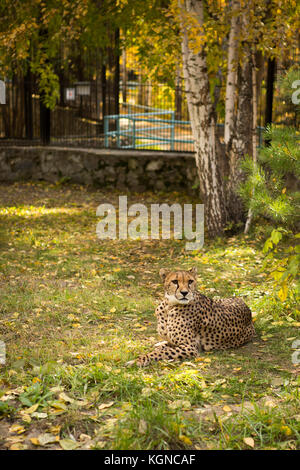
top-left (0, 52), bottom-right (297, 151)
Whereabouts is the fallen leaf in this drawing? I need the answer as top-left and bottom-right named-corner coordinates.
top-left (168, 400), bottom-right (191, 410)
top-left (59, 392), bottom-right (74, 403)
top-left (179, 434), bottom-right (192, 446)
top-left (9, 424), bottom-right (25, 434)
top-left (37, 433), bottom-right (59, 446)
top-left (59, 438), bottom-right (80, 450)
top-left (9, 443), bottom-right (28, 450)
top-left (30, 438), bottom-right (40, 446)
top-left (49, 400), bottom-right (68, 411)
top-left (223, 405), bottom-right (232, 413)
top-left (20, 414), bottom-right (31, 424)
top-left (98, 401), bottom-right (114, 410)
top-left (243, 437), bottom-right (255, 448)
top-left (31, 412), bottom-right (48, 419)
top-left (6, 436), bottom-right (25, 444)
top-left (48, 425), bottom-right (61, 435)
top-left (25, 403), bottom-right (39, 414)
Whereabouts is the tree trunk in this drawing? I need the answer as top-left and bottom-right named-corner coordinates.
top-left (226, 47), bottom-right (253, 225)
top-left (101, 63), bottom-right (107, 119)
top-left (175, 68), bottom-right (182, 120)
top-left (224, 4), bottom-right (255, 226)
top-left (179, 0), bottom-right (227, 237)
top-left (122, 48), bottom-right (127, 105)
top-left (244, 52), bottom-right (258, 234)
top-left (224, 0), bottom-right (240, 148)
top-left (39, 96), bottom-right (51, 144)
top-left (114, 28), bottom-right (120, 116)
top-left (264, 57), bottom-right (276, 145)
top-left (24, 67), bottom-right (33, 139)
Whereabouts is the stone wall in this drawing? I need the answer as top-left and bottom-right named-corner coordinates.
top-left (0, 146), bottom-right (198, 193)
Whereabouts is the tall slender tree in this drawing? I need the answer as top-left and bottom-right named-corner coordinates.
top-left (178, 0), bottom-right (228, 236)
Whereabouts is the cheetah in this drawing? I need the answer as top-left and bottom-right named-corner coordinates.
top-left (137, 267), bottom-right (256, 367)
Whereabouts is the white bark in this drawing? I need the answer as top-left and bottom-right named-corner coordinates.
top-left (178, 0), bottom-right (227, 236)
top-left (224, 0), bottom-right (240, 146)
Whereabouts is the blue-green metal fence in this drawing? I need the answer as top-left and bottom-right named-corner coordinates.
top-left (104, 110), bottom-right (194, 151)
top-left (104, 111), bottom-right (265, 151)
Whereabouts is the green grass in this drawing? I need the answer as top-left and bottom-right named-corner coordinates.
top-left (0, 181), bottom-right (299, 450)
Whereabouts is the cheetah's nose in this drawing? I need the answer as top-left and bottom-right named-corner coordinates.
top-left (181, 291), bottom-right (188, 297)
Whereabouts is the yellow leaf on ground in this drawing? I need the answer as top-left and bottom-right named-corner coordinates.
top-left (31, 412), bottom-right (48, 419)
top-left (98, 401), bottom-right (114, 410)
top-left (25, 403), bottom-right (39, 414)
top-left (9, 424), bottom-right (26, 434)
top-left (59, 438), bottom-right (80, 450)
top-left (223, 405), bottom-right (232, 413)
top-left (6, 436), bottom-right (25, 444)
top-left (59, 392), bottom-right (74, 403)
top-left (48, 425), bottom-right (61, 435)
top-left (20, 414), bottom-right (31, 424)
top-left (9, 443), bottom-right (28, 450)
top-left (50, 401), bottom-right (68, 410)
top-left (243, 437), bottom-right (255, 448)
top-left (36, 433), bottom-right (59, 446)
top-left (30, 438), bottom-right (40, 446)
top-left (179, 435), bottom-right (192, 446)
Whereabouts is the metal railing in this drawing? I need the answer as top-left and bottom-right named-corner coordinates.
top-left (104, 110), bottom-right (265, 151)
top-left (104, 110), bottom-right (194, 151)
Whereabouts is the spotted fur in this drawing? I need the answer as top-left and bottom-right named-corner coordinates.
top-left (137, 268), bottom-right (256, 367)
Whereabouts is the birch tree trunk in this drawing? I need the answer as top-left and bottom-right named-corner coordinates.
top-left (244, 52), bottom-right (258, 234)
top-left (178, 0), bottom-right (227, 237)
top-left (224, 0), bottom-right (240, 148)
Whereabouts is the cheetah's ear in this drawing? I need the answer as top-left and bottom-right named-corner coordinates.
top-left (159, 268), bottom-right (169, 281)
top-left (189, 267), bottom-right (197, 278)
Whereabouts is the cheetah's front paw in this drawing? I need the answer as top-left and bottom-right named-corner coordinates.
top-left (136, 354), bottom-right (151, 367)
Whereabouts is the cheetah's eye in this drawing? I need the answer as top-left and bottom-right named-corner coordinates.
top-left (188, 280), bottom-right (194, 286)
top-left (171, 280), bottom-right (178, 285)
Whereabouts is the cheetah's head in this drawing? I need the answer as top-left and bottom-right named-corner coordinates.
top-left (159, 268), bottom-right (197, 306)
